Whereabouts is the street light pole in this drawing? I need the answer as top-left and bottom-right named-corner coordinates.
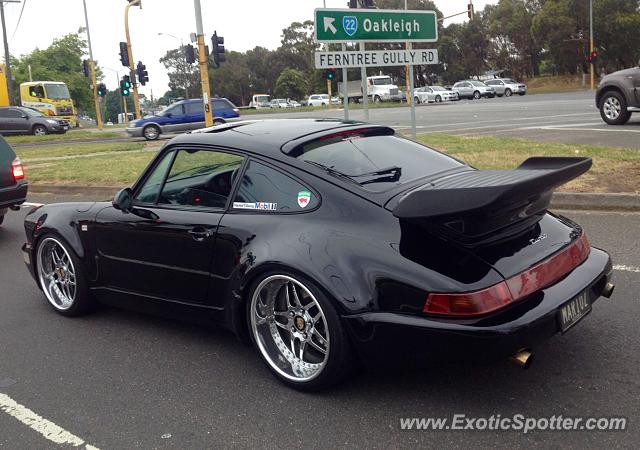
top-left (82, 0), bottom-right (103, 130)
top-left (124, 0), bottom-right (142, 119)
top-left (0, 0), bottom-right (17, 105)
top-left (194, 0), bottom-right (213, 127)
top-left (589, 0), bottom-right (594, 90)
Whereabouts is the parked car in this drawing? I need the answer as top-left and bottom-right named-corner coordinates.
top-left (126, 98), bottom-right (240, 140)
top-left (0, 106), bottom-right (70, 136)
top-left (270, 99), bottom-right (289, 109)
top-left (0, 136), bottom-right (27, 226)
top-left (307, 94), bottom-right (330, 107)
top-left (484, 78), bottom-right (527, 97)
top-left (22, 119), bottom-right (614, 390)
top-left (331, 96), bottom-right (342, 105)
top-left (452, 80), bottom-right (496, 99)
top-left (596, 60), bottom-right (640, 125)
top-left (413, 86), bottom-right (459, 104)
top-left (287, 100), bottom-right (302, 108)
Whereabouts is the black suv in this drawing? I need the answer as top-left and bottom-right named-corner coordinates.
top-left (0, 106), bottom-right (70, 136)
top-left (596, 60), bottom-right (640, 125)
top-left (0, 136), bottom-right (27, 226)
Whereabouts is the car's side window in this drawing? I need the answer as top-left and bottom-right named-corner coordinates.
top-left (134, 150), bottom-right (176, 204)
top-left (185, 102), bottom-right (203, 115)
top-left (158, 149), bottom-right (244, 209)
top-left (232, 160), bottom-right (318, 213)
top-left (7, 109), bottom-right (23, 118)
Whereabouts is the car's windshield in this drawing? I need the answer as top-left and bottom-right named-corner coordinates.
top-left (431, 86), bottom-right (446, 91)
top-left (470, 81), bottom-right (486, 87)
top-left (372, 77), bottom-right (392, 86)
top-left (504, 79), bottom-right (517, 84)
top-left (293, 131), bottom-right (464, 192)
top-left (256, 95), bottom-right (270, 103)
top-left (24, 108), bottom-right (44, 117)
top-left (44, 83), bottom-right (71, 100)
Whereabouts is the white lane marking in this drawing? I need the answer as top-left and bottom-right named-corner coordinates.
top-left (0, 392), bottom-right (99, 449)
top-left (614, 264), bottom-right (640, 273)
top-left (392, 112), bottom-right (594, 130)
top-left (532, 126), bottom-right (640, 134)
top-left (21, 202), bottom-right (44, 208)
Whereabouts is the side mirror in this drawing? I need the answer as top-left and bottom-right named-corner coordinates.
top-left (165, 112), bottom-right (172, 118)
top-left (113, 188), bottom-right (133, 211)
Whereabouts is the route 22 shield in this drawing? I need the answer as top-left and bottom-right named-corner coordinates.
top-left (342, 16), bottom-right (358, 37)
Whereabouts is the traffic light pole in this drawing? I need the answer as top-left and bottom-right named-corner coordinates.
top-left (124, 0), bottom-right (142, 120)
top-left (82, 0), bottom-right (103, 130)
top-left (194, 0), bottom-right (213, 128)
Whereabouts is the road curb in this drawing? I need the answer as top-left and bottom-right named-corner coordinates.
top-left (28, 185), bottom-right (640, 211)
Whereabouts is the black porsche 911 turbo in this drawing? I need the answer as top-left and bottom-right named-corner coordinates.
top-left (22, 119), bottom-right (614, 390)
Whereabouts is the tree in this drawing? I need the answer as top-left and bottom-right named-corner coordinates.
top-left (209, 51), bottom-right (251, 106)
top-left (275, 68), bottom-right (307, 100)
top-left (11, 32), bottom-right (95, 113)
top-left (159, 46), bottom-right (200, 99)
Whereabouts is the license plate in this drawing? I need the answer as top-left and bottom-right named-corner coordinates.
top-left (63, 126), bottom-right (69, 130)
top-left (559, 290), bottom-right (592, 332)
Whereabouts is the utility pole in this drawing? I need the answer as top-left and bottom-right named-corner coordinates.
top-left (0, 0), bottom-right (18, 105)
top-left (404, 0), bottom-right (411, 107)
top-left (83, 0), bottom-right (103, 129)
top-left (194, 0), bottom-right (213, 127)
top-left (589, 0), bottom-right (594, 90)
top-left (124, 0), bottom-right (142, 119)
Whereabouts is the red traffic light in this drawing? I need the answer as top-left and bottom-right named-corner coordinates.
top-left (467, 3), bottom-right (475, 19)
top-left (588, 50), bottom-right (598, 64)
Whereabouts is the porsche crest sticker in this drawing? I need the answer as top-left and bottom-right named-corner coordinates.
top-left (297, 191), bottom-right (311, 208)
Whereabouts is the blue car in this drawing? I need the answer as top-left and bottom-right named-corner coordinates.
top-left (126, 98), bottom-right (240, 140)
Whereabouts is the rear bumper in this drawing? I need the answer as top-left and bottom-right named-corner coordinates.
top-left (343, 248), bottom-right (613, 365)
top-left (0, 181), bottom-right (28, 209)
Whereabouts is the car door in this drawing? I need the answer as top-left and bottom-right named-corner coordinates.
top-left (162, 104), bottom-right (187, 133)
top-left (5, 109), bottom-right (30, 134)
top-left (184, 101), bottom-right (205, 131)
top-left (94, 147), bottom-right (245, 305)
top-left (0, 109), bottom-right (10, 134)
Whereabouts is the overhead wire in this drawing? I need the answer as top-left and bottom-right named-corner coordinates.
top-left (10, 0), bottom-right (27, 42)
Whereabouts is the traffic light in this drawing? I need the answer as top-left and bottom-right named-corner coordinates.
top-left (119, 42), bottom-right (130, 67)
top-left (467, 3), bottom-right (475, 19)
top-left (362, 0), bottom-right (375, 8)
top-left (97, 83), bottom-right (107, 97)
top-left (349, 0), bottom-right (357, 7)
top-left (211, 31), bottom-right (226, 67)
top-left (588, 50), bottom-right (598, 64)
top-left (185, 44), bottom-right (196, 64)
top-left (136, 61), bottom-right (149, 86)
top-left (120, 76), bottom-right (132, 96)
top-left (83, 60), bottom-right (90, 78)
top-left (322, 68), bottom-right (337, 80)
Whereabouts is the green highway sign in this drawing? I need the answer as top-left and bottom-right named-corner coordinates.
top-left (314, 8), bottom-right (438, 43)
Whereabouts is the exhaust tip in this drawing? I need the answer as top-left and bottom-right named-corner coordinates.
top-left (602, 282), bottom-right (615, 298)
top-left (510, 349), bottom-right (534, 370)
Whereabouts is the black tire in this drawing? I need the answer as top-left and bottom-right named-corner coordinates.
top-left (247, 271), bottom-right (354, 391)
top-left (435, 95), bottom-right (442, 103)
top-left (414, 96), bottom-right (420, 105)
top-left (599, 91), bottom-right (630, 125)
top-left (0, 214), bottom-right (4, 226)
top-left (35, 234), bottom-right (94, 316)
top-left (504, 88), bottom-right (512, 97)
top-left (374, 95), bottom-right (381, 103)
top-left (32, 125), bottom-right (48, 136)
top-left (518, 93), bottom-right (526, 96)
top-left (213, 118), bottom-right (226, 125)
top-left (473, 91), bottom-right (481, 100)
top-left (143, 125), bottom-right (160, 141)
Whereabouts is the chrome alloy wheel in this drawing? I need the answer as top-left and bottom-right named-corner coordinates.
top-left (250, 275), bottom-right (330, 382)
top-left (37, 238), bottom-right (77, 311)
top-left (603, 97), bottom-right (621, 120)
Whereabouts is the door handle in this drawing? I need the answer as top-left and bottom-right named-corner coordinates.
top-left (188, 228), bottom-right (213, 242)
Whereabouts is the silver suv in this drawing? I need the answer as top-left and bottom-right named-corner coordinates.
top-left (484, 78), bottom-right (527, 97)
top-left (452, 80), bottom-right (496, 100)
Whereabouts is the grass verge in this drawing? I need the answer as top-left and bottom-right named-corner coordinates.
top-left (419, 134), bottom-right (640, 193)
top-left (5, 129), bottom-right (121, 145)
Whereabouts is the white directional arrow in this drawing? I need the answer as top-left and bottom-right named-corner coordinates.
top-left (323, 16), bottom-right (337, 34)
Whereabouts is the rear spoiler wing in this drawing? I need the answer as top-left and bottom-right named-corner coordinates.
top-left (392, 157), bottom-right (592, 240)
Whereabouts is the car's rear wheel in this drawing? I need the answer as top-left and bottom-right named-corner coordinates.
top-left (248, 273), bottom-right (353, 390)
top-left (374, 95), bottom-right (381, 103)
top-left (600, 92), bottom-right (630, 125)
top-left (0, 214), bottom-right (4, 226)
top-left (213, 118), bottom-right (225, 125)
top-left (143, 125), bottom-right (160, 140)
top-left (504, 88), bottom-right (512, 97)
top-left (36, 235), bottom-right (93, 316)
top-left (32, 125), bottom-right (47, 136)
top-left (473, 91), bottom-right (481, 100)
top-left (414, 96), bottom-right (420, 105)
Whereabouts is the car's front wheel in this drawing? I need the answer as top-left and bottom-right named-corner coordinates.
top-left (248, 273), bottom-right (353, 390)
top-left (36, 235), bottom-right (93, 316)
top-left (435, 95), bottom-right (442, 103)
top-left (414, 96), bottom-right (420, 104)
top-left (600, 91), bottom-right (630, 125)
top-left (473, 91), bottom-right (481, 100)
top-left (143, 125), bottom-right (160, 140)
top-left (32, 125), bottom-right (47, 136)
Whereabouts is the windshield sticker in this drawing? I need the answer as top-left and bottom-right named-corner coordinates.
top-left (297, 191), bottom-right (311, 208)
top-left (233, 202), bottom-right (277, 211)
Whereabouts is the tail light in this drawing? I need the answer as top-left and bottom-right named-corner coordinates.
top-left (12, 158), bottom-right (25, 181)
top-left (423, 233), bottom-right (591, 317)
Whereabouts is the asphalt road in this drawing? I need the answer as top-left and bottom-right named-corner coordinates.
top-left (0, 198), bottom-right (638, 449)
top-left (246, 91), bottom-right (640, 149)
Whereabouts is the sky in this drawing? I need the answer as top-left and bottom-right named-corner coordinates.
top-left (2, 0), bottom-right (496, 98)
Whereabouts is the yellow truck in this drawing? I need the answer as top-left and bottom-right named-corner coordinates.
top-left (19, 81), bottom-right (77, 127)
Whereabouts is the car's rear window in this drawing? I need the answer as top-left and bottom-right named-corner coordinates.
top-left (290, 130), bottom-right (464, 192)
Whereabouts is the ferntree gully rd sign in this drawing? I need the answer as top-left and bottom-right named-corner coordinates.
top-left (315, 49), bottom-right (438, 69)
top-left (314, 8), bottom-right (438, 43)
